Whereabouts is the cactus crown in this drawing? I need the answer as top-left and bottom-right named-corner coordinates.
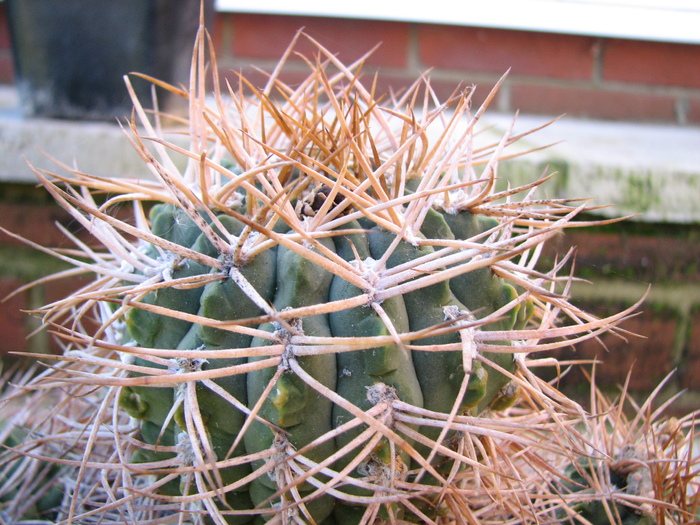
top-left (1, 22), bottom-right (697, 525)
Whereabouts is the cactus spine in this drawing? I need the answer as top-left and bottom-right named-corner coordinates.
top-left (1, 22), bottom-right (698, 525)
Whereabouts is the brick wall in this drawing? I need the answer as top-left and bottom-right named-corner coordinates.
top-left (1, 7), bottom-right (699, 413)
top-left (210, 12), bottom-right (700, 125)
top-left (538, 222), bottom-right (700, 414)
top-left (2, 7), bottom-right (700, 124)
top-left (0, 4), bottom-right (13, 84)
top-left (0, 186), bottom-right (92, 356)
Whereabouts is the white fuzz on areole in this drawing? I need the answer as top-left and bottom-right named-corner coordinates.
top-left (0, 18), bottom-right (698, 525)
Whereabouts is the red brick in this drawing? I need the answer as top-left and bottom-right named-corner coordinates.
top-left (0, 261), bottom-right (98, 357)
top-left (230, 14), bottom-right (410, 69)
top-left (682, 309), bottom-right (700, 390)
top-left (418, 25), bottom-right (596, 80)
top-left (0, 4), bottom-right (11, 49)
top-left (217, 61), bottom-right (494, 109)
top-left (603, 38), bottom-right (700, 89)
top-left (43, 273), bottom-right (92, 307)
top-left (543, 303), bottom-right (678, 392)
top-left (687, 95), bottom-right (700, 125)
top-left (0, 200), bottom-right (88, 249)
top-left (0, 277), bottom-right (28, 356)
top-left (420, 76), bottom-right (504, 110)
top-left (509, 82), bottom-right (677, 121)
top-left (217, 65), bottom-right (319, 96)
top-left (0, 3), bottom-right (13, 84)
top-left (45, 275), bottom-right (97, 343)
top-left (0, 53), bottom-right (13, 84)
top-left (545, 230), bottom-right (700, 282)
top-left (211, 12), bottom-right (232, 58)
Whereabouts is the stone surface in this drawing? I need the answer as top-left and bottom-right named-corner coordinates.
top-left (478, 113), bottom-right (700, 224)
top-left (0, 86), bottom-right (187, 184)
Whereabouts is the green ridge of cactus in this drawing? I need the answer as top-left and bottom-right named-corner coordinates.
top-left (8, 20), bottom-right (695, 525)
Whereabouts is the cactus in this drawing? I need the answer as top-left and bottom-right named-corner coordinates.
top-left (552, 372), bottom-right (700, 525)
top-left (1, 21), bottom-right (698, 525)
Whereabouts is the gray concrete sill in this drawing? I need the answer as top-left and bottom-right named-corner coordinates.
top-left (0, 86), bottom-right (175, 187)
top-left (1, 86), bottom-right (698, 224)
top-left (481, 114), bottom-right (700, 224)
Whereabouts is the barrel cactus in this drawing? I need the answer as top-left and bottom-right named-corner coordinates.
top-left (4, 25), bottom-right (697, 525)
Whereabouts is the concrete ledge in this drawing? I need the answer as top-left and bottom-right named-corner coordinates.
top-left (480, 114), bottom-right (700, 224)
top-left (2, 86), bottom-right (699, 224)
top-left (0, 87), bottom-right (161, 183)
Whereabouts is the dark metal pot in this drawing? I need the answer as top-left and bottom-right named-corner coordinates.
top-left (5, 0), bottom-right (214, 121)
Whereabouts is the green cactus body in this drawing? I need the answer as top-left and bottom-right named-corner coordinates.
top-left (366, 227), bottom-right (475, 417)
top-left (114, 189), bottom-right (531, 525)
top-left (244, 241), bottom-right (338, 521)
top-left (329, 243), bottom-right (422, 501)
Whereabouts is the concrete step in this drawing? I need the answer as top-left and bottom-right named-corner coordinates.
top-left (479, 113), bottom-right (700, 224)
top-left (2, 86), bottom-right (699, 224)
top-left (0, 86), bottom-right (164, 185)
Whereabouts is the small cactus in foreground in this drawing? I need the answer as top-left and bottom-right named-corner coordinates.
top-left (554, 372), bottom-right (700, 525)
top-left (1, 24), bottom-right (698, 525)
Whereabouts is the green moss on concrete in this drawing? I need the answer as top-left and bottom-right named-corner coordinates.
top-left (0, 182), bottom-right (114, 208)
top-left (492, 158), bottom-right (569, 199)
top-left (0, 245), bottom-right (73, 281)
top-left (618, 170), bottom-right (661, 214)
